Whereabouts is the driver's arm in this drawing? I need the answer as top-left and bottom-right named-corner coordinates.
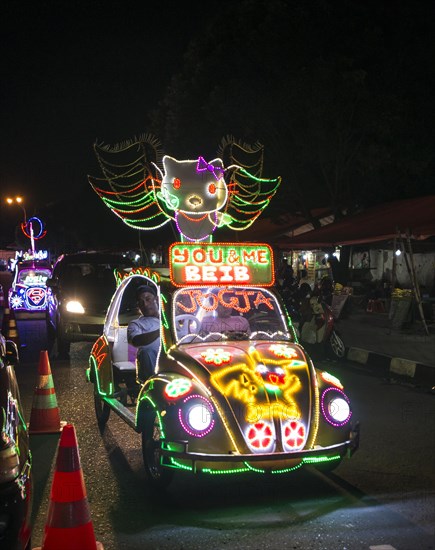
top-left (131, 329), bottom-right (160, 346)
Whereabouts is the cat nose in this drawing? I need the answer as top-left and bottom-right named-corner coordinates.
top-left (187, 195), bottom-right (203, 207)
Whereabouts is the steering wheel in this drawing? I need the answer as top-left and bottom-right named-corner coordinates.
top-left (175, 314), bottom-right (199, 338)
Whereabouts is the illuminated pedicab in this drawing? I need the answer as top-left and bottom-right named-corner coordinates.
top-left (87, 136), bottom-right (359, 488)
top-left (8, 218), bottom-right (51, 313)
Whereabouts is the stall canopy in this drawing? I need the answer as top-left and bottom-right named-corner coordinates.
top-left (239, 207), bottom-right (334, 242)
top-left (271, 195), bottom-right (435, 249)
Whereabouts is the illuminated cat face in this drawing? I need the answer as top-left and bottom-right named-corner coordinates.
top-left (160, 156), bottom-right (228, 214)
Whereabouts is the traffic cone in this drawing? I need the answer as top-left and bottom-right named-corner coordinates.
top-left (3, 306), bottom-right (20, 347)
top-left (33, 423), bottom-right (104, 550)
top-left (29, 350), bottom-right (66, 435)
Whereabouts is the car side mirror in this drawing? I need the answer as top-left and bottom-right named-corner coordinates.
top-left (46, 278), bottom-right (57, 289)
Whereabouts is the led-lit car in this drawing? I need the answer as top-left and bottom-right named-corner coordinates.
top-left (0, 284), bottom-right (4, 327)
top-left (0, 331), bottom-right (32, 550)
top-left (88, 243), bottom-right (359, 489)
top-left (46, 252), bottom-right (133, 358)
top-left (8, 261), bottom-right (52, 315)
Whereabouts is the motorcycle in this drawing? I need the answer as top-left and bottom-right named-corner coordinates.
top-left (282, 286), bottom-right (346, 360)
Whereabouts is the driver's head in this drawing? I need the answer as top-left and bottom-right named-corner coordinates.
top-left (216, 302), bottom-right (232, 318)
top-left (136, 284), bottom-right (158, 317)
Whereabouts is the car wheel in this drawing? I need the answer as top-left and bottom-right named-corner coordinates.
top-left (56, 319), bottom-right (70, 358)
top-left (94, 386), bottom-right (110, 428)
top-left (327, 330), bottom-right (346, 359)
top-left (46, 313), bottom-right (56, 351)
top-left (141, 412), bottom-right (173, 490)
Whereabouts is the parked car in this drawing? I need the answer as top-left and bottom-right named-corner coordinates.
top-left (46, 252), bottom-right (133, 357)
top-left (88, 242), bottom-right (359, 489)
top-left (0, 331), bottom-right (32, 550)
top-left (0, 283), bottom-right (4, 331)
top-left (8, 261), bottom-right (52, 315)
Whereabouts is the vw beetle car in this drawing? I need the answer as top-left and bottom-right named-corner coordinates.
top-left (88, 242), bottom-right (359, 488)
top-left (8, 261), bottom-right (52, 315)
top-left (0, 332), bottom-right (32, 549)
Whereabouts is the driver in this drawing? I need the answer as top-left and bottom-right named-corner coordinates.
top-left (200, 302), bottom-right (251, 335)
top-left (127, 285), bottom-right (160, 383)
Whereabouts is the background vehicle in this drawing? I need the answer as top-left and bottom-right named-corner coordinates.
top-left (88, 244), bottom-right (359, 490)
top-left (0, 331), bottom-right (32, 550)
top-left (46, 252), bottom-right (133, 358)
top-left (8, 261), bottom-right (52, 315)
top-left (282, 285), bottom-right (346, 360)
top-left (0, 283), bottom-right (4, 327)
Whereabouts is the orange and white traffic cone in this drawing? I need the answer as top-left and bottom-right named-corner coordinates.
top-left (28, 350), bottom-right (66, 435)
top-left (33, 423), bottom-right (104, 550)
top-left (3, 306), bottom-right (20, 348)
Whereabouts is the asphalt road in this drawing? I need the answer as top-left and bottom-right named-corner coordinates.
top-left (11, 317), bottom-right (435, 550)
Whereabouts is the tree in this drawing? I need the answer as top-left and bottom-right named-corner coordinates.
top-left (149, 0), bottom-right (434, 222)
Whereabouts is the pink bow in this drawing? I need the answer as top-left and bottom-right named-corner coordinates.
top-left (196, 156), bottom-right (224, 181)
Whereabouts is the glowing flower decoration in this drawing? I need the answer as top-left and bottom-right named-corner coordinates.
top-left (269, 344), bottom-right (298, 359)
top-left (10, 295), bottom-right (24, 309)
top-left (200, 347), bottom-right (232, 365)
top-left (164, 378), bottom-right (193, 399)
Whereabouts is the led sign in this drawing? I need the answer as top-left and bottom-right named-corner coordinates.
top-left (169, 242), bottom-right (274, 286)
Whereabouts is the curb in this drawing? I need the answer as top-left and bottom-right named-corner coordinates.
top-left (346, 346), bottom-right (435, 389)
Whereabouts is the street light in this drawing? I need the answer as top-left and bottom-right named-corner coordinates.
top-left (6, 196), bottom-right (35, 255)
top-left (6, 196), bottom-right (27, 222)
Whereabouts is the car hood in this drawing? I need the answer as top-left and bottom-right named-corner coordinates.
top-left (63, 282), bottom-right (115, 311)
top-left (175, 340), bottom-right (315, 452)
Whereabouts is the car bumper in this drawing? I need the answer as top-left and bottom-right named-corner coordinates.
top-left (60, 312), bottom-right (106, 342)
top-left (160, 423), bottom-right (360, 474)
top-left (63, 321), bottom-right (104, 342)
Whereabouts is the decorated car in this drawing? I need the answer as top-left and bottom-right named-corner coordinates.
top-left (0, 331), bottom-right (32, 549)
top-left (8, 261), bottom-right (52, 314)
top-left (88, 242), bottom-right (359, 488)
top-left (87, 138), bottom-right (359, 488)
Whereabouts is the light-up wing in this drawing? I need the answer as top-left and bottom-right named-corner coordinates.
top-left (88, 134), bottom-right (172, 231)
top-left (217, 136), bottom-right (282, 231)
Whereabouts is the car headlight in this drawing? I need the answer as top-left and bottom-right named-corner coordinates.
top-left (321, 387), bottom-right (352, 426)
top-left (178, 394), bottom-right (215, 437)
top-left (65, 300), bottom-right (85, 314)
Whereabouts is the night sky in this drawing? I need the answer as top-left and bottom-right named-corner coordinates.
top-left (1, 1), bottom-right (200, 203)
top-left (1, 1), bottom-right (215, 248)
top-left (1, 0), bottom-right (434, 251)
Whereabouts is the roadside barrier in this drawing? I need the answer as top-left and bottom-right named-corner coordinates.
top-left (33, 423), bottom-right (104, 550)
top-left (28, 350), bottom-right (66, 434)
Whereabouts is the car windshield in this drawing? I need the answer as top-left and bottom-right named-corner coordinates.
top-left (173, 286), bottom-right (292, 344)
top-left (17, 268), bottom-right (51, 286)
top-left (63, 261), bottom-right (128, 285)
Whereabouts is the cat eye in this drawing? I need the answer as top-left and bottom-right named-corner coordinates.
top-left (173, 178), bottom-right (181, 189)
top-left (208, 183), bottom-right (216, 194)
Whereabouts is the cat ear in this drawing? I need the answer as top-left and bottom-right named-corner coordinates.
top-left (162, 155), bottom-right (177, 167)
top-left (208, 157), bottom-right (224, 168)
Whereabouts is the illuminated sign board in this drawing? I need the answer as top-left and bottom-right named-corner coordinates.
top-left (169, 242), bottom-right (275, 286)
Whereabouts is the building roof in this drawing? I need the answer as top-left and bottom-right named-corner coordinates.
top-left (270, 195), bottom-right (435, 249)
